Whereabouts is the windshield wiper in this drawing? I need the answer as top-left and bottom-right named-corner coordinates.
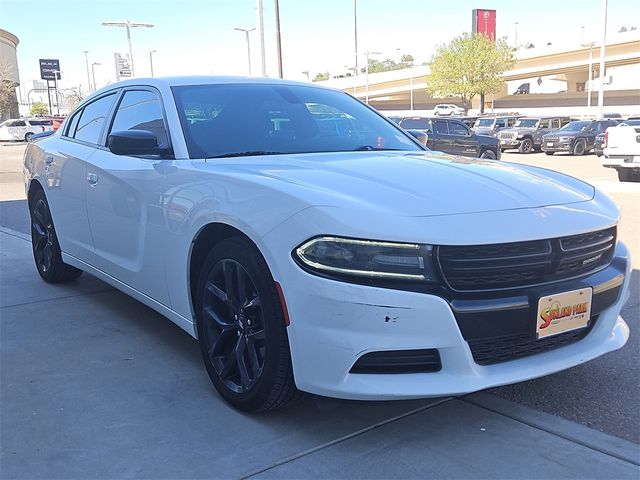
top-left (206, 151), bottom-right (284, 159)
top-left (353, 145), bottom-right (401, 151)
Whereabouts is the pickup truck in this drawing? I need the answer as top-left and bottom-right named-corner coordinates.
top-left (602, 119), bottom-right (640, 182)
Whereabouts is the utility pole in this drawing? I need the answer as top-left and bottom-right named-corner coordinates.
top-left (597, 0), bottom-right (608, 119)
top-left (274, 0), bottom-right (283, 78)
top-left (256, 0), bottom-right (267, 76)
top-left (353, 0), bottom-right (359, 75)
top-left (83, 51), bottom-right (91, 92)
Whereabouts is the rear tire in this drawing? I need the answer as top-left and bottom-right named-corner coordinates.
top-left (545, 151), bottom-right (554, 156)
top-left (196, 236), bottom-right (300, 411)
top-left (29, 189), bottom-right (83, 283)
top-left (572, 139), bottom-right (586, 156)
top-left (518, 138), bottom-right (533, 154)
top-left (25, 132), bottom-right (34, 142)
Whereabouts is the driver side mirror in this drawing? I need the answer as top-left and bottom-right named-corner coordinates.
top-left (108, 130), bottom-right (167, 156)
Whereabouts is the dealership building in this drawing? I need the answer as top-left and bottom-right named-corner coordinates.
top-left (0, 28), bottom-right (20, 121)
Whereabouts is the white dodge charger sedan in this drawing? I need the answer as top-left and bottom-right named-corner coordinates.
top-left (24, 77), bottom-right (631, 411)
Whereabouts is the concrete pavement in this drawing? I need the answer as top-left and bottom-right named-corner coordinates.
top-left (1, 230), bottom-right (639, 479)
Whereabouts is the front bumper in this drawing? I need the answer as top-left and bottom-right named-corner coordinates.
top-left (499, 139), bottom-right (522, 149)
top-left (541, 140), bottom-right (573, 153)
top-left (281, 241), bottom-right (631, 400)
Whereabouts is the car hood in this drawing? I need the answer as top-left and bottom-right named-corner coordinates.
top-left (544, 131), bottom-right (580, 139)
top-left (213, 151), bottom-right (595, 217)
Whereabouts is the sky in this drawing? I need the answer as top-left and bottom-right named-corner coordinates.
top-left (1, 0), bottom-right (638, 97)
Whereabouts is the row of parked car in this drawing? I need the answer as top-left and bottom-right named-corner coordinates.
top-left (389, 112), bottom-right (640, 181)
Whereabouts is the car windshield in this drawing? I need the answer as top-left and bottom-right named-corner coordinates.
top-left (514, 119), bottom-right (539, 128)
top-left (172, 83), bottom-right (421, 158)
top-left (560, 121), bottom-right (590, 132)
top-left (475, 118), bottom-right (495, 127)
top-left (620, 119), bottom-right (640, 126)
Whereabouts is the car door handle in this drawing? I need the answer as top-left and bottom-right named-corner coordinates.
top-left (45, 156), bottom-right (54, 165)
top-left (86, 172), bottom-right (99, 186)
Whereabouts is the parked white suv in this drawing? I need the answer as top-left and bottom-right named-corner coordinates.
top-left (0, 118), bottom-right (53, 142)
top-left (602, 119), bottom-right (640, 182)
top-left (433, 104), bottom-right (465, 116)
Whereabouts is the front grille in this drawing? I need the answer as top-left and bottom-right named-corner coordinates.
top-left (437, 227), bottom-right (616, 291)
top-left (498, 131), bottom-right (517, 141)
top-left (468, 316), bottom-right (598, 365)
top-left (350, 349), bottom-right (441, 374)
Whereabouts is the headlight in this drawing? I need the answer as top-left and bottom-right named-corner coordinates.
top-left (559, 136), bottom-right (571, 142)
top-left (516, 134), bottom-right (524, 139)
top-left (293, 236), bottom-right (439, 283)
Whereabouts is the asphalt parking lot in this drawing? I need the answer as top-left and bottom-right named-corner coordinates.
top-left (1, 143), bottom-right (639, 478)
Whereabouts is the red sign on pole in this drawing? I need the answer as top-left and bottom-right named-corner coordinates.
top-left (472, 9), bottom-right (496, 41)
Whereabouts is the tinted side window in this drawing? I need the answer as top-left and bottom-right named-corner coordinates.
top-left (65, 109), bottom-right (82, 137)
top-left (109, 90), bottom-right (168, 148)
top-left (433, 120), bottom-right (448, 134)
top-left (496, 120), bottom-right (506, 128)
top-left (74, 93), bottom-right (117, 144)
top-left (448, 121), bottom-right (468, 135)
top-left (508, 118), bottom-right (517, 127)
top-left (13, 120), bottom-right (26, 127)
top-left (560, 117), bottom-right (571, 127)
top-left (539, 119), bottom-right (552, 129)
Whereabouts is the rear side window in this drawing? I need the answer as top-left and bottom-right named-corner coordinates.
top-left (29, 120), bottom-right (52, 126)
top-left (539, 119), bottom-right (552, 129)
top-left (495, 119), bottom-right (506, 128)
top-left (65, 109), bottom-right (82, 137)
top-left (433, 120), bottom-right (448, 134)
top-left (12, 120), bottom-right (26, 127)
top-left (74, 93), bottom-right (117, 145)
top-left (400, 117), bottom-right (430, 129)
top-left (109, 90), bottom-right (169, 148)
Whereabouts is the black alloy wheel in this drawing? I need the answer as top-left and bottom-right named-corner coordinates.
top-left (30, 189), bottom-right (82, 282)
top-left (518, 138), bottom-right (533, 153)
top-left (201, 259), bottom-right (266, 394)
top-left (480, 149), bottom-right (497, 159)
top-left (196, 237), bottom-right (299, 411)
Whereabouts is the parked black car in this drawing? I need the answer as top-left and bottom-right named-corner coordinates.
top-left (399, 116), bottom-right (501, 159)
top-left (472, 115), bottom-right (521, 137)
top-left (541, 119), bottom-right (620, 156)
top-left (497, 116), bottom-right (571, 153)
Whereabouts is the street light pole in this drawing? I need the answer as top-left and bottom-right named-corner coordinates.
top-left (101, 20), bottom-right (155, 77)
top-left (91, 63), bottom-right (101, 92)
top-left (83, 51), bottom-right (91, 93)
top-left (234, 27), bottom-right (256, 76)
top-left (353, 0), bottom-right (359, 75)
top-left (274, 0), bottom-right (283, 78)
top-left (149, 50), bottom-right (157, 77)
top-left (581, 42), bottom-right (596, 115)
top-left (364, 50), bottom-right (381, 104)
top-left (597, 0), bottom-right (608, 119)
top-left (514, 22), bottom-right (519, 49)
top-left (256, 0), bottom-right (267, 76)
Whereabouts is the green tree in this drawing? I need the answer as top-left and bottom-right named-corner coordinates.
top-left (362, 54), bottom-right (415, 74)
top-left (312, 72), bottom-right (330, 82)
top-left (427, 33), bottom-right (514, 113)
top-left (30, 102), bottom-right (49, 116)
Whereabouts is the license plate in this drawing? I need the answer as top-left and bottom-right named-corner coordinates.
top-left (547, 142), bottom-right (554, 147)
top-left (536, 288), bottom-right (592, 339)
top-left (501, 140), bottom-right (507, 144)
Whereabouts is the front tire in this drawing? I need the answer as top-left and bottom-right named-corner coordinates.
top-left (480, 149), bottom-right (497, 159)
top-left (196, 236), bottom-right (299, 411)
top-left (25, 132), bottom-right (34, 142)
top-left (29, 189), bottom-right (83, 283)
top-left (572, 139), bottom-right (586, 156)
top-left (518, 138), bottom-right (533, 154)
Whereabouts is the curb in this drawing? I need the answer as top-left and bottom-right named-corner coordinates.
top-left (464, 392), bottom-right (640, 466)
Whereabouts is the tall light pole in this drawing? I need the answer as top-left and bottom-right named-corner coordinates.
top-left (91, 62), bottom-right (101, 92)
top-left (101, 20), bottom-right (154, 77)
top-left (274, 0), bottom-right (283, 78)
top-left (364, 50), bottom-right (381, 104)
top-left (597, 0), bottom-right (608, 119)
top-left (353, 0), bottom-right (359, 75)
top-left (581, 42), bottom-right (596, 115)
top-left (514, 22), bottom-right (519, 49)
top-left (234, 27), bottom-right (255, 76)
top-left (83, 51), bottom-right (91, 93)
top-left (256, 0), bottom-right (267, 76)
top-left (301, 70), bottom-right (310, 82)
top-left (149, 50), bottom-right (157, 77)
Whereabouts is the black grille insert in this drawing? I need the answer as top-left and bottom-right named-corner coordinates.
top-left (468, 316), bottom-right (598, 365)
top-left (350, 349), bottom-right (442, 374)
top-left (437, 227), bottom-right (616, 291)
